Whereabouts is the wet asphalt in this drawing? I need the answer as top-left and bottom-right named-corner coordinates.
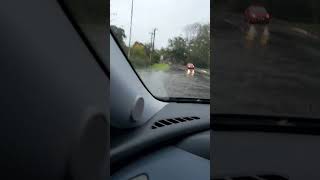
top-left (212, 13), bottom-right (320, 117)
top-left (137, 66), bottom-right (210, 99)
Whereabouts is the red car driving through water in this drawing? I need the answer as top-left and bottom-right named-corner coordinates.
top-left (244, 5), bottom-right (271, 24)
top-left (187, 63), bottom-right (195, 69)
top-left (186, 63), bottom-right (195, 75)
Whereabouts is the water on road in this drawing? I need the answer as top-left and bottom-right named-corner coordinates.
top-left (137, 67), bottom-right (210, 99)
top-left (213, 13), bottom-right (320, 117)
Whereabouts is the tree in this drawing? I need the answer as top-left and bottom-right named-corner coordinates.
top-left (111, 25), bottom-right (127, 51)
top-left (164, 22), bottom-right (210, 68)
top-left (144, 42), bottom-right (152, 58)
top-left (188, 23), bottom-right (210, 68)
top-left (167, 37), bottom-right (188, 64)
top-left (130, 42), bottom-right (149, 67)
top-left (184, 23), bottom-right (201, 42)
top-left (183, 23), bottom-right (210, 68)
top-left (151, 50), bottom-right (161, 64)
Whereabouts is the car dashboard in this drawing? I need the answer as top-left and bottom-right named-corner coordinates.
top-left (111, 103), bottom-right (210, 180)
top-left (212, 115), bottom-right (320, 180)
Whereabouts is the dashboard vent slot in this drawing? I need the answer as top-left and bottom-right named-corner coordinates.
top-left (175, 117), bottom-right (186, 122)
top-left (213, 174), bottom-right (288, 180)
top-left (167, 119), bottom-right (179, 124)
top-left (154, 122), bottom-right (164, 128)
top-left (159, 119), bottom-right (172, 125)
top-left (151, 116), bottom-right (200, 129)
top-left (183, 117), bottom-right (194, 121)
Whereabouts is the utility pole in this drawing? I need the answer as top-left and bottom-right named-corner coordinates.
top-left (149, 28), bottom-right (157, 63)
top-left (152, 28), bottom-right (157, 52)
top-left (128, 0), bottom-right (134, 57)
top-left (149, 31), bottom-right (154, 63)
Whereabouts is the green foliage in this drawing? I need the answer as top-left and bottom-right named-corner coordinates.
top-left (130, 43), bottom-right (149, 67)
top-left (186, 23), bottom-right (210, 68)
top-left (111, 25), bottom-right (127, 51)
top-left (151, 50), bottom-right (161, 64)
top-left (163, 22), bottom-right (210, 68)
top-left (144, 43), bottom-right (161, 65)
top-left (111, 22), bottom-right (210, 69)
top-left (167, 37), bottom-right (188, 64)
top-left (151, 63), bottom-right (170, 71)
top-left (144, 43), bottom-right (152, 57)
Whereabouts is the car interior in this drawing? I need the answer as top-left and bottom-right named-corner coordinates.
top-left (110, 34), bottom-right (210, 180)
top-left (4, 0), bottom-right (319, 180)
top-left (0, 1), bottom-right (109, 179)
top-left (212, 114), bottom-right (320, 180)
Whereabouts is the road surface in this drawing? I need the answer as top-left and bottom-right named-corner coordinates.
top-left (137, 65), bottom-right (210, 99)
top-left (212, 13), bottom-right (320, 117)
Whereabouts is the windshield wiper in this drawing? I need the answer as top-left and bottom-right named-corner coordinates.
top-left (159, 97), bottom-right (210, 104)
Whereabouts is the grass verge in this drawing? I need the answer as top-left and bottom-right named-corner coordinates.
top-left (151, 63), bottom-right (170, 71)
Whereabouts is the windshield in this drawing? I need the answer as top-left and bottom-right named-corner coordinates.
top-left (213, 0), bottom-right (320, 118)
top-left (111, 0), bottom-right (210, 100)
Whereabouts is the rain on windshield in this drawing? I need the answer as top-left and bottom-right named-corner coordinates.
top-left (111, 0), bottom-right (210, 100)
top-left (213, 0), bottom-right (320, 117)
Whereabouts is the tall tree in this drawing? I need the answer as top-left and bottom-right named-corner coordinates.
top-left (167, 37), bottom-right (188, 64)
top-left (130, 42), bottom-right (149, 67)
top-left (111, 25), bottom-right (127, 51)
top-left (184, 23), bottom-right (210, 68)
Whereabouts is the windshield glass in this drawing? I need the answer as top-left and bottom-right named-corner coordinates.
top-left (111, 0), bottom-right (210, 100)
top-left (213, 0), bottom-right (320, 117)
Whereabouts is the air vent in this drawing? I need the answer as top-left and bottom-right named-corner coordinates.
top-left (213, 174), bottom-right (288, 180)
top-left (151, 116), bottom-right (200, 129)
top-left (167, 119), bottom-right (179, 124)
top-left (175, 117), bottom-right (186, 122)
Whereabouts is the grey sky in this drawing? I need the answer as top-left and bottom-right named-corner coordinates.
top-left (111, 0), bottom-right (210, 49)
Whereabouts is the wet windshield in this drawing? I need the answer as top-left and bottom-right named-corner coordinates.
top-left (213, 1), bottom-right (320, 117)
top-left (111, 0), bottom-right (210, 100)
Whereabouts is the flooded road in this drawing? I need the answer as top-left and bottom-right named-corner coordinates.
top-left (137, 66), bottom-right (210, 99)
top-left (213, 13), bottom-right (320, 117)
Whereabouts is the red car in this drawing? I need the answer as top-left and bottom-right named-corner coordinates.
top-left (244, 5), bottom-right (271, 24)
top-left (186, 63), bottom-right (195, 75)
top-left (186, 63), bottom-right (195, 69)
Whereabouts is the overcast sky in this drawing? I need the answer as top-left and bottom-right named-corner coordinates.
top-left (111, 0), bottom-right (210, 49)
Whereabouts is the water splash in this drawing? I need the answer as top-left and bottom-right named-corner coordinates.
top-left (260, 25), bottom-right (270, 46)
top-left (245, 24), bottom-right (257, 48)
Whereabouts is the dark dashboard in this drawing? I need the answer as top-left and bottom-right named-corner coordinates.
top-left (212, 114), bottom-right (320, 180)
top-left (111, 103), bottom-right (210, 179)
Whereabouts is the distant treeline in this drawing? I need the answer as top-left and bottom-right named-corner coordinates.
top-left (214, 0), bottom-right (320, 23)
top-left (111, 22), bottom-right (210, 68)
